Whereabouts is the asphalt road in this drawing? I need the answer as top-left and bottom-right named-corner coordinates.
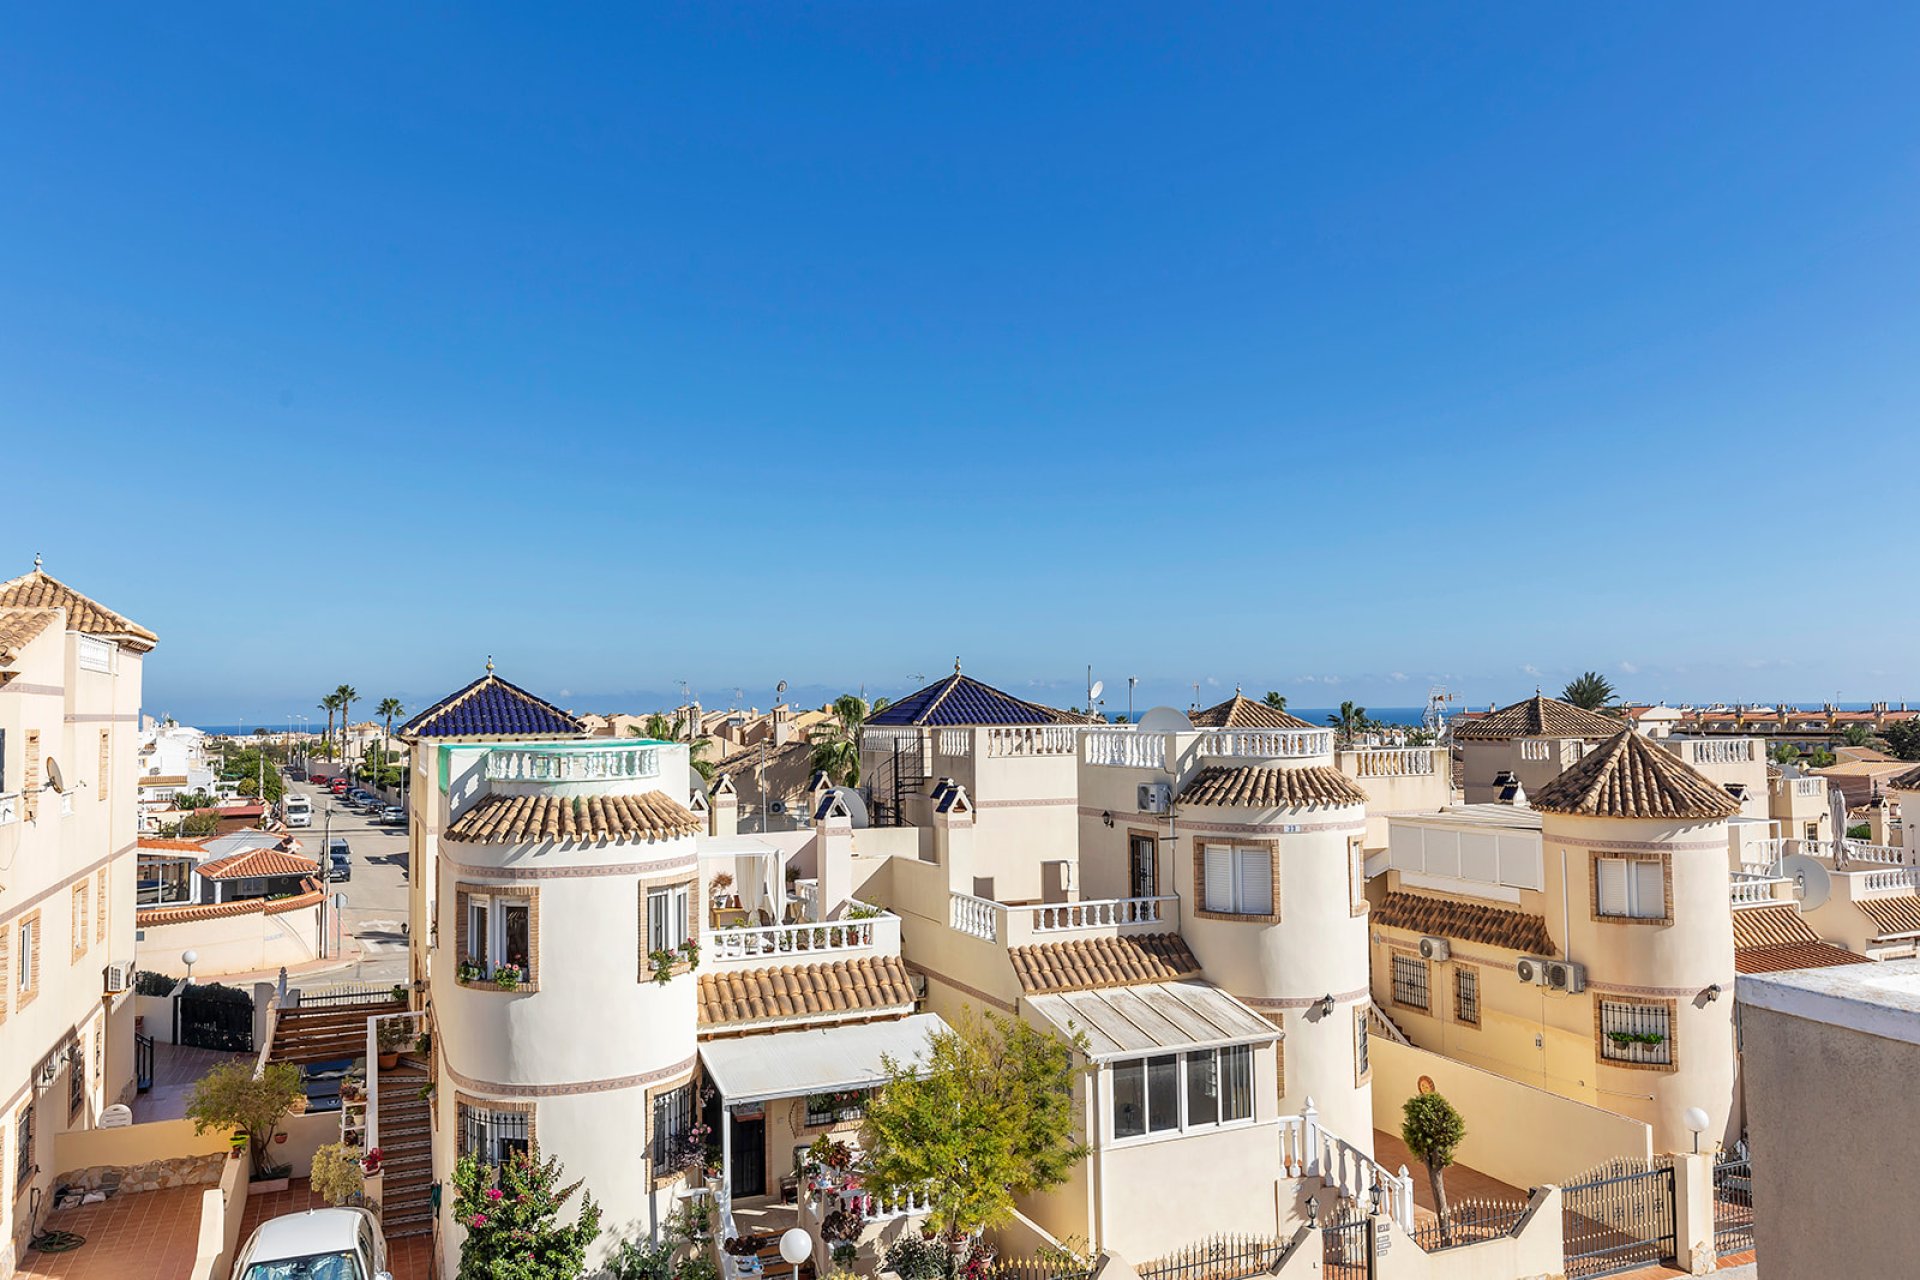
top-left (287, 778), bottom-right (412, 985)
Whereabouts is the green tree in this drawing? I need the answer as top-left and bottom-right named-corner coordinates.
top-left (1841, 723), bottom-right (1874, 748)
top-left (809, 694), bottom-right (890, 788)
top-left (319, 693), bottom-right (342, 761)
top-left (334, 684), bottom-right (359, 766)
top-left (1560, 671), bottom-right (1616, 711)
top-left (628, 714), bottom-right (715, 782)
top-left (1325, 700), bottom-right (1371, 747)
top-left (451, 1146), bottom-right (601, 1280)
top-left (378, 697), bottom-right (404, 748)
top-left (1771, 742), bottom-right (1802, 766)
top-left (187, 1060), bottom-right (303, 1177)
top-left (1885, 721), bottom-right (1920, 762)
top-left (221, 747), bottom-right (285, 805)
top-left (1263, 691), bottom-right (1288, 712)
top-left (1810, 748), bottom-right (1836, 768)
top-left (861, 1009), bottom-right (1088, 1236)
top-left (1401, 1091), bottom-right (1468, 1246)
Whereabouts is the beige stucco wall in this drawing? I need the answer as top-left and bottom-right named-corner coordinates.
top-left (1739, 1000), bottom-right (1920, 1277)
top-left (135, 902), bottom-right (320, 979)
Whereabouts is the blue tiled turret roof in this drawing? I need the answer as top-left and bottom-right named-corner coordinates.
top-left (867, 668), bottom-right (1078, 728)
top-left (397, 671), bottom-right (584, 740)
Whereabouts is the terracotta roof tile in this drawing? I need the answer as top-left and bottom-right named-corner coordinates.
top-left (1892, 765), bottom-right (1920, 792)
top-left (194, 847), bottom-right (318, 880)
top-left (1735, 943), bottom-right (1870, 974)
top-left (1373, 891), bottom-right (1556, 955)
top-left (697, 955), bottom-right (915, 1028)
top-left (1731, 904), bottom-right (1819, 949)
top-left (0, 568), bottom-right (157, 651)
top-left (1858, 895), bottom-right (1920, 938)
top-left (0, 608), bottom-right (58, 665)
top-left (1009, 934), bottom-right (1202, 994)
top-left (136, 878), bottom-right (321, 926)
top-left (1178, 764), bottom-right (1368, 809)
top-left (138, 775), bottom-right (189, 788)
top-left (1451, 695), bottom-right (1621, 742)
top-left (1533, 729), bottom-right (1741, 820)
top-left (1189, 695), bottom-right (1316, 730)
top-left (137, 838), bottom-right (207, 853)
top-left (445, 790), bottom-right (701, 844)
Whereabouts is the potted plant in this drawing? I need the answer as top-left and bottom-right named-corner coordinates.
top-left (311, 1142), bottom-right (366, 1206)
top-left (361, 1146), bottom-right (384, 1176)
top-left (457, 958), bottom-right (483, 983)
top-left (710, 871), bottom-right (734, 903)
top-left (648, 949), bottom-right (678, 985)
top-left (677, 937), bottom-right (701, 973)
top-left (187, 1060), bottom-right (302, 1188)
top-left (493, 963), bottom-right (523, 991)
top-left (377, 1020), bottom-right (410, 1069)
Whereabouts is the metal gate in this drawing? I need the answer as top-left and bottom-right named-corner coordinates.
top-left (176, 985), bottom-right (255, 1053)
top-left (1562, 1159), bottom-right (1676, 1278)
top-left (1320, 1209), bottom-right (1372, 1280)
top-left (1713, 1145), bottom-right (1755, 1257)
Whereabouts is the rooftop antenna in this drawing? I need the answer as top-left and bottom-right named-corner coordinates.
top-left (1191, 681), bottom-right (1201, 710)
top-left (1128, 676), bottom-right (1139, 721)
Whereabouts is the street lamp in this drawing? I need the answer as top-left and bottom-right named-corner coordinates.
top-left (778, 1228), bottom-right (811, 1280)
top-left (182, 950), bottom-right (198, 985)
top-left (1684, 1106), bottom-right (1710, 1155)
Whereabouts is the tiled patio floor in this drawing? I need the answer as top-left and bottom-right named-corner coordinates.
top-left (16, 1184), bottom-right (205, 1279)
top-left (132, 1042), bottom-right (254, 1124)
top-left (1370, 1129), bottom-right (1528, 1225)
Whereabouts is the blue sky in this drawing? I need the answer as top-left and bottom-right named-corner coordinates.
top-left (4, 5), bottom-right (1917, 724)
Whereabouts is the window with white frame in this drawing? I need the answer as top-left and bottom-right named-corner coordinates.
top-left (1110, 1045), bottom-right (1254, 1140)
top-left (647, 884), bottom-right (691, 952)
top-left (1353, 1007), bottom-right (1370, 1082)
top-left (1595, 857), bottom-right (1665, 920)
top-left (464, 893), bottom-right (532, 980)
top-left (651, 1082), bottom-right (696, 1175)
top-left (1390, 954), bottom-right (1429, 1011)
top-left (1348, 838), bottom-right (1367, 913)
top-left (1599, 1000), bottom-right (1672, 1066)
top-left (458, 1102), bottom-right (530, 1166)
top-left (18, 915), bottom-right (36, 996)
top-left (1201, 844), bottom-right (1273, 917)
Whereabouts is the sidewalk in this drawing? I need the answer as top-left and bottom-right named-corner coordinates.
top-left (208, 934), bottom-right (372, 989)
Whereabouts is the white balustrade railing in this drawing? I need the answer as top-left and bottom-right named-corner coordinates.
top-left (1197, 729), bottom-right (1333, 760)
top-left (1839, 842), bottom-right (1907, 867)
top-left (486, 745), bottom-right (658, 782)
top-left (1279, 1100), bottom-right (1415, 1232)
top-left (1344, 748), bottom-right (1438, 778)
top-left (985, 725), bottom-right (1080, 757)
top-left (1855, 868), bottom-right (1920, 896)
top-left (706, 914), bottom-right (895, 963)
top-left (936, 728), bottom-right (973, 758)
top-left (1679, 739), bottom-right (1759, 766)
top-left (1084, 731), bottom-right (1166, 769)
top-left (1729, 874), bottom-right (1791, 907)
top-left (835, 1184), bottom-right (932, 1221)
top-left (949, 892), bottom-right (999, 942)
top-left (1012, 896), bottom-right (1175, 934)
top-left (1518, 740), bottom-right (1552, 762)
top-left (1792, 778), bottom-right (1827, 798)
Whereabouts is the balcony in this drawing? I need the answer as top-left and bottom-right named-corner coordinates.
top-left (948, 891), bottom-right (1177, 944)
top-left (1673, 739), bottom-right (1761, 767)
top-left (485, 744), bottom-right (659, 783)
top-left (706, 911), bottom-right (901, 969)
top-left (1730, 873), bottom-right (1792, 907)
top-left (1196, 728), bottom-right (1333, 760)
top-left (1340, 747), bottom-right (1440, 778)
top-left (1084, 731), bottom-right (1167, 770)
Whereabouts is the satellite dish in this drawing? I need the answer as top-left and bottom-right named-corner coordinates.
top-left (1135, 706), bottom-right (1194, 735)
top-left (828, 786), bottom-right (870, 829)
top-left (46, 757), bottom-right (66, 792)
top-left (1089, 680), bottom-right (1105, 702)
top-left (1780, 854), bottom-right (1831, 911)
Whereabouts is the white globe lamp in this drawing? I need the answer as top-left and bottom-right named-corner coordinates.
top-left (779, 1226), bottom-right (812, 1279)
top-left (1684, 1105), bottom-right (1710, 1155)
top-left (182, 950), bottom-right (199, 984)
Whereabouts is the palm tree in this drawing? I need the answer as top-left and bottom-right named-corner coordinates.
top-left (1561, 671), bottom-right (1616, 712)
top-left (1402, 1092), bottom-right (1467, 1246)
top-left (1263, 691), bottom-right (1287, 712)
top-left (641, 713), bottom-right (677, 742)
top-left (378, 698), bottom-right (404, 759)
top-left (318, 694), bottom-right (341, 761)
top-left (335, 684), bottom-right (358, 767)
top-left (1841, 724), bottom-right (1873, 748)
top-left (1325, 700), bottom-right (1370, 747)
top-left (809, 694), bottom-right (889, 788)
top-left (628, 714), bottom-right (715, 781)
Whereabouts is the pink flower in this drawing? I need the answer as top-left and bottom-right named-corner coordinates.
top-left (472, 1214), bottom-right (489, 1227)
top-left (486, 1188), bottom-right (503, 1201)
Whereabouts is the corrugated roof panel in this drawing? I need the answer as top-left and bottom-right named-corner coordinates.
top-left (1025, 982), bottom-right (1278, 1060)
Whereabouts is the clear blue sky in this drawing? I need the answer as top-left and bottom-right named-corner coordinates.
top-left (4, 5), bottom-right (1916, 724)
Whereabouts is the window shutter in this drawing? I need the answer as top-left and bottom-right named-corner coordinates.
top-left (1632, 861), bottom-right (1665, 918)
top-left (1596, 858), bottom-right (1629, 915)
top-left (1203, 845), bottom-right (1235, 913)
top-left (1236, 850), bottom-right (1273, 916)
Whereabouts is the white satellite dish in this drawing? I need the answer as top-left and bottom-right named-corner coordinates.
top-left (1089, 680), bottom-right (1105, 702)
top-left (828, 786), bottom-right (871, 829)
top-left (1780, 854), bottom-right (1831, 911)
top-left (1135, 706), bottom-right (1194, 735)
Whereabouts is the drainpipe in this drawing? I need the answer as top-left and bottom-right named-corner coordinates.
top-left (1089, 1061), bottom-right (1106, 1251)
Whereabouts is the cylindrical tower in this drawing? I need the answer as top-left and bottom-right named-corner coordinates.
top-left (1172, 745), bottom-right (1375, 1151)
top-left (1533, 729), bottom-right (1740, 1152)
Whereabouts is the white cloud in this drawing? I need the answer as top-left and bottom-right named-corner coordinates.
top-left (1618, 661), bottom-right (1640, 675)
top-left (1205, 676), bottom-right (1221, 687)
top-left (1521, 664), bottom-right (1542, 678)
top-left (1389, 672), bottom-right (1409, 682)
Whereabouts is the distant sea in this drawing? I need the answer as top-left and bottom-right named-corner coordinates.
top-left (1105, 705), bottom-right (1431, 727)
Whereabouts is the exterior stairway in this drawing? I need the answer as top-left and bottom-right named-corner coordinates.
top-left (376, 1056), bottom-right (436, 1239)
top-left (270, 999), bottom-right (406, 1065)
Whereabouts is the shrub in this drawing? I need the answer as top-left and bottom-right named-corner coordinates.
top-left (134, 970), bottom-right (179, 996)
top-left (451, 1146), bottom-right (601, 1280)
top-left (187, 1061), bottom-right (302, 1178)
top-left (310, 1142), bottom-right (365, 1205)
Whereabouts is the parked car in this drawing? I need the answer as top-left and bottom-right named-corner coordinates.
top-left (283, 796), bottom-right (312, 829)
top-left (284, 767), bottom-right (308, 782)
top-left (329, 779), bottom-right (349, 795)
top-left (345, 788), bottom-right (372, 809)
top-left (231, 1205), bottom-right (389, 1280)
top-left (377, 805), bottom-right (406, 826)
top-left (327, 838), bottom-right (351, 881)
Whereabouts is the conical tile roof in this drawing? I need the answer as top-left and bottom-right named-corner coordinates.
top-left (0, 567), bottom-right (157, 651)
top-left (1533, 728), bottom-right (1740, 820)
top-left (867, 669), bottom-right (1076, 727)
top-left (1452, 693), bottom-right (1620, 741)
top-left (397, 672), bottom-right (583, 740)
top-left (1189, 694), bottom-right (1315, 730)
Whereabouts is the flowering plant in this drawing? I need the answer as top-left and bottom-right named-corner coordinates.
top-left (493, 964), bottom-right (523, 991)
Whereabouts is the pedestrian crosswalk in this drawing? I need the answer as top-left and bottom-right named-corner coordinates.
top-left (356, 918), bottom-right (408, 955)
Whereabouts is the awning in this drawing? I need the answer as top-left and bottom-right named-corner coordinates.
top-left (698, 1012), bottom-right (948, 1104)
top-left (1024, 980), bottom-right (1278, 1061)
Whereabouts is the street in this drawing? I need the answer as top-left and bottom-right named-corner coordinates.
top-left (288, 777), bottom-right (412, 985)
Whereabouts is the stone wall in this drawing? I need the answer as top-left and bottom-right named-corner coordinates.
top-left (55, 1151), bottom-right (230, 1199)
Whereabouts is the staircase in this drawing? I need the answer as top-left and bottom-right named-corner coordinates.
top-left (375, 1056), bottom-right (436, 1239)
top-left (270, 999), bottom-right (405, 1065)
top-left (870, 737), bottom-right (926, 828)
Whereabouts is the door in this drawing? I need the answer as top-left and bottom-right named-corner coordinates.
top-left (730, 1114), bottom-right (766, 1199)
top-left (1129, 834), bottom-right (1158, 899)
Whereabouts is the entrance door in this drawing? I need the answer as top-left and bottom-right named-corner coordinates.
top-left (1129, 834), bottom-right (1158, 899)
top-left (730, 1114), bottom-right (767, 1199)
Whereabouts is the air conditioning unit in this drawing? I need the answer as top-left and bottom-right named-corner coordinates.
top-left (1515, 956), bottom-right (1552, 985)
top-left (1137, 782), bottom-right (1172, 814)
top-left (1545, 960), bottom-right (1587, 993)
top-left (102, 963), bottom-right (131, 995)
top-left (1418, 936), bottom-right (1450, 963)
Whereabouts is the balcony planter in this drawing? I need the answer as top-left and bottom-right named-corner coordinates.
top-left (493, 964), bottom-right (523, 992)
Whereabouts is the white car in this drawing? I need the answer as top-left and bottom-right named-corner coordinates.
top-left (231, 1206), bottom-right (391, 1280)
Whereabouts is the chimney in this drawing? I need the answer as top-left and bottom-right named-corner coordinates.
top-left (709, 774), bottom-right (739, 838)
top-left (811, 789), bottom-right (854, 921)
top-left (933, 783), bottom-right (978, 896)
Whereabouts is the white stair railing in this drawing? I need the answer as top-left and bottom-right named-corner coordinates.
top-left (1279, 1099), bottom-right (1415, 1233)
